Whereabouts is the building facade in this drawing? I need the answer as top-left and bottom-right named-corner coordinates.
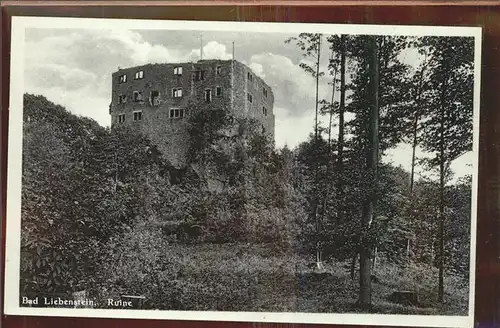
top-left (110, 59), bottom-right (275, 167)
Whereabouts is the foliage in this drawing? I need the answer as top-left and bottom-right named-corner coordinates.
top-left (21, 94), bottom-right (169, 295)
top-left (20, 31), bottom-right (474, 312)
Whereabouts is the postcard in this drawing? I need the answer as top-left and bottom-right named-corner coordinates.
top-left (4, 16), bottom-right (481, 327)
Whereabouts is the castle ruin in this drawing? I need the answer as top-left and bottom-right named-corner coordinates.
top-left (109, 59), bottom-right (275, 167)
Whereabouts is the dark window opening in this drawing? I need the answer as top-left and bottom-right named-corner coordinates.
top-left (205, 89), bottom-right (212, 103)
top-left (263, 88), bottom-right (268, 98)
top-left (172, 88), bottom-right (183, 98)
top-left (133, 111), bottom-right (143, 121)
top-left (118, 114), bottom-right (125, 123)
top-left (247, 93), bottom-right (253, 103)
top-left (118, 94), bottom-right (127, 104)
top-left (262, 106), bottom-right (267, 116)
top-left (150, 90), bottom-right (160, 106)
top-left (216, 87), bottom-right (222, 97)
top-left (216, 66), bottom-right (222, 76)
top-left (119, 74), bottom-right (127, 83)
top-left (133, 91), bottom-right (144, 102)
top-left (169, 108), bottom-right (185, 118)
top-left (247, 72), bottom-right (253, 82)
top-left (194, 70), bottom-right (205, 81)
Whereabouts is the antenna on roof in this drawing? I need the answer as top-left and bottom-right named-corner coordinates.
top-left (200, 32), bottom-right (203, 60)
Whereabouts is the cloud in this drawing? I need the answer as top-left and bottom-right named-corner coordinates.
top-left (24, 29), bottom-right (196, 127)
top-left (27, 64), bottom-right (97, 91)
top-left (383, 144), bottom-right (473, 183)
top-left (249, 62), bottom-right (265, 79)
top-left (188, 41), bottom-right (233, 61)
top-left (247, 53), bottom-right (332, 118)
top-left (27, 84), bottom-right (111, 127)
top-left (274, 106), bottom-right (315, 149)
top-left (203, 41), bottom-right (232, 60)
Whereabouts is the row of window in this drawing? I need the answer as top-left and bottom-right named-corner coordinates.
top-left (117, 87), bottom-right (224, 105)
top-left (118, 91), bottom-right (267, 116)
top-left (247, 72), bottom-right (270, 99)
top-left (118, 68), bottom-right (270, 99)
top-left (116, 108), bottom-right (186, 123)
top-left (118, 66), bottom-right (224, 84)
top-left (117, 112), bottom-right (143, 123)
top-left (118, 71), bottom-right (144, 83)
top-left (247, 93), bottom-right (269, 116)
top-left (116, 103), bottom-right (267, 125)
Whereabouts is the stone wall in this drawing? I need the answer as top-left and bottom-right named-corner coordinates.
top-left (232, 61), bottom-right (275, 138)
top-left (110, 59), bottom-right (275, 167)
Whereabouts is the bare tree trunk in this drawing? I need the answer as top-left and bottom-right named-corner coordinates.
top-left (409, 113), bottom-right (419, 195)
top-left (337, 35), bottom-right (347, 222)
top-left (327, 55), bottom-right (337, 150)
top-left (321, 53), bottom-right (338, 242)
top-left (358, 35), bottom-right (379, 308)
top-left (313, 36), bottom-right (324, 270)
top-left (409, 56), bottom-right (427, 196)
top-left (438, 84), bottom-right (446, 303)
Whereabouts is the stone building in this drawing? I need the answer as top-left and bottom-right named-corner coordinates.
top-left (109, 59), bottom-right (275, 167)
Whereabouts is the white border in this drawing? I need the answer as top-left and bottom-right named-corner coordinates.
top-left (5, 16), bottom-right (482, 328)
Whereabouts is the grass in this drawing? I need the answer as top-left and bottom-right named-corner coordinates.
top-left (100, 240), bottom-right (469, 315)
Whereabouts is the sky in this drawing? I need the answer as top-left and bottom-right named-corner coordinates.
top-left (23, 28), bottom-right (475, 182)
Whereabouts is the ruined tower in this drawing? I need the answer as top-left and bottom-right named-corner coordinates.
top-left (109, 59), bottom-right (275, 167)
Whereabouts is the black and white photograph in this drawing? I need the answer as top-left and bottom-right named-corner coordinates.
top-left (4, 17), bottom-right (481, 327)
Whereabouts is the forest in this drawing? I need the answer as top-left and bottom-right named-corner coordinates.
top-left (19, 34), bottom-right (474, 315)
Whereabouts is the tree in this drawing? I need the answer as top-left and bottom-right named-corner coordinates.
top-left (397, 40), bottom-right (432, 195)
top-left (418, 36), bottom-right (474, 302)
top-left (328, 34), bottom-right (348, 215)
top-left (285, 33), bottom-right (326, 269)
top-left (343, 35), bottom-right (412, 280)
top-left (21, 94), bottom-right (170, 297)
top-left (337, 35), bottom-right (348, 214)
top-left (357, 35), bottom-right (379, 308)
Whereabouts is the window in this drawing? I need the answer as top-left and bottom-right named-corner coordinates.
top-left (263, 88), bottom-right (268, 98)
top-left (118, 114), bottom-right (125, 123)
top-left (119, 74), bottom-right (127, 83)
top-left (169, 108), bottom-right (185, 118)
top-left (174, 66), bottom-right (183, 75)
top-left (133, 111), bottom-right (143, 121)
top-left (150, 90), bottom-right (160, 106)
top-left (247, 72), bottom-right (253, 82)
top-left (194, 70), bottom-right (205, 81)
top-left (247, 93), bottom-right (253, 103)
top-left (133, 91), bottom-right (144, 102)
top-left (216, 66), bottom-right (222, 76)
top-left (205, 89), bottom-right (212, 103)
top-left (262, 106), bottom-right (267, 116)
top-left (118, 94), bottom-right (127, 104)
top-left (172, 88), bottom-right (183, 98)
top-left (135, 70), bottom-right (144, 79)
top-left (216, 87), bottom-right (222, 97)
